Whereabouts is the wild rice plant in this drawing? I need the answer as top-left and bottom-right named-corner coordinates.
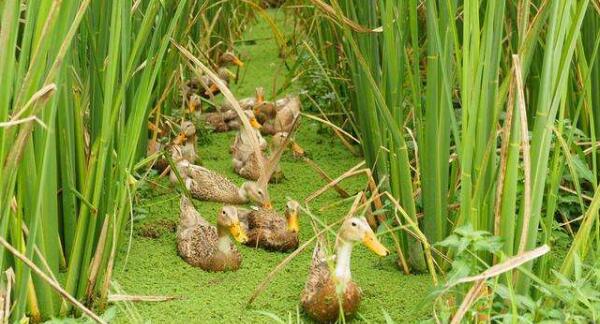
top-left (302, 0), bottom-right (600, 296)
top-left (0, 0), bottom-right (210, 321)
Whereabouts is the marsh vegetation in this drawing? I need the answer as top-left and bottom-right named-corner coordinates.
top-left (1, 0), bottom-right (600, 323)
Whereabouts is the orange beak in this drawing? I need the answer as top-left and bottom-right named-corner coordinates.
top-left (250, 117), bottom-right (262, 129)
top-left (204, 83), bottom-right (220, 96)
top-left (263, 201), bottom-right (272, 209)
top-left (231, 57), bottom-right (244, 67)
top-left (173, 132), bottom-right (187, 145)
top-left (148, 122), bottom-right (160, 132)
top-left (188, 101), bottom-right (197, 113)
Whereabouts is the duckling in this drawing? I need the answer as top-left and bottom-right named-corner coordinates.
top-left (240, 200), bottom-right (300, 252)
top-left (177, 196), bottom-right (248, 271)
top-left (173, 160), bottom-right (272, 208)
top-left (301, 217), bottom-right (389, 323)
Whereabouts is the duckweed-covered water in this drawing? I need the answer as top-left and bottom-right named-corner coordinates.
top-left (113, 9), bottom-right (433, 323)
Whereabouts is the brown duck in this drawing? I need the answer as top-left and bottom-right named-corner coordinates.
top-left (177, 196), bottom-right (248, 271)
top-left (232, 113), bottom-right (300, 182)
top-left (301, 217), bottom-right (389, 323)
top-left (257, 95), bottom-right (304, 156)
top-left (206, 108), bottom-right (262, 133)
top-left (148, 120), bottom-right (196, 172)
top-left (182, 50), bottom-right (243, 101)
top-left (172, 160), bottom-right (271, 208)
top-left (171, 120), bottom-right (198, 164)
top-left (239, 200), bottom-right (300, 252)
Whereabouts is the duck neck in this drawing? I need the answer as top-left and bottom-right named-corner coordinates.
top-left (185, 136), bottom-right (196, 146)
top-left (216, 224), bottom-right (232, 254)
top-left (237, 186), bottom-right (248, 202)
top-left (334, 239), bottom-right (354, 286)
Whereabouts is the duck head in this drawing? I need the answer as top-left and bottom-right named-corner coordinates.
top-left (338, 217), bottom-right (389, 257)
top-left (285, 200), bottom-right (300, 233)
top-left (174, 120), bottom-right (196, 145)
top-left (243, 110), bottom-right (262, 129)
top-left (219, 206), bottom-right (248, 243)
top-left (240, 181), bottom-right (271, 209)
top-left (220, 50), bottom-right (244, 67)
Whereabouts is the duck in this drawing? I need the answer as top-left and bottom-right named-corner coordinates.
top-left (257, 95), bottom-right (305, 156)
top-left (232, 113), bottom-right (299, 183)
top-left (147, 119), bottom-right (195, 172)
top-left (205, 106), bottom-right (262, 133)
top-left (177, 196), bottom-right (248, 272)
top-left (182, 50), bottom-right (243, 101)
top-left (171, 120), bottom-right (198, 164)
top-left (301, 217), bottom-right (389, 323)
top-left (231, 111), bottom-right (268, 177)
top-left (254, 95), bottom-right (299, 134)
top-left (239, 200), bottom-right (300, 252)
top-left (171, 159), bottom-right (272, 208)
top-left (220, 87), bottom-right (265, 112)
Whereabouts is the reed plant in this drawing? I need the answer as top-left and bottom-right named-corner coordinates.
top-left (0, 0), bottom-right (245, 321)
top-left (301, 0), bottom-right (600, 297)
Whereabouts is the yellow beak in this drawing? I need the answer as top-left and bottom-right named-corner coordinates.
top-left (173, 132), bottom-right (187, 145)
top-left (287, 212), bottom-right (299, 233)
top-left (231, 57), bottom-right (244, 67)
top-left (229, 222), bottom-right (248, 243)
top-left (250, 117), bottom-right (262, 129)
top-left (362, 232), bottom-right (389, 257)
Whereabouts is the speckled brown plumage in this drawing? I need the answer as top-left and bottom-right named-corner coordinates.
top-left (204, 110), bottom-right (239, 132)
top-left (261, 96), bottom-right (300, 136)
top-left (239, 208), bottom-right (298, 252)
top-left (176, 197), bottom-right (242, 272)
top-left (147, 139), bottom-right (169, 172)
top-left (235, 152), bottom-right (283, 183)
top-left (301, 239), bottom-right (361, 323)
top-left (183, 164), bottom-right (247, 204)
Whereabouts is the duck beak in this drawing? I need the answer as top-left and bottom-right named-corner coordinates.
top-left (250, 117), bottom-right (262, 129)
top-left (173, 132), bottom-right (187, 145)
top-left (362, 232), bottom-right (389, 257)
top-left (263, 201), bottom-right (272, 209)
top-left (231, 57), bottom-right (244, 67)
top-left (204, 83), bottom-right (220, 96)
top-left (229, 222), bottom-right (248, 243)
top-left (287, 211), bottom-right (299, 233)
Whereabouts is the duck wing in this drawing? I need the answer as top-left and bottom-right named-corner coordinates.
top-left (301, 231), bottom-right (331, 303)
top-left (179, 196), bottom-right (210, 229)
top-left (185, 165), bottom-right (245, 204)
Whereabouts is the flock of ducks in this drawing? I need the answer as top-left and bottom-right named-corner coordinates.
top-left (148, 51), bottom-right (390, 322)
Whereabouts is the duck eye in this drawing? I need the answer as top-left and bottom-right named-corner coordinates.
top-left (351, 222), bottom-right (357, 227)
